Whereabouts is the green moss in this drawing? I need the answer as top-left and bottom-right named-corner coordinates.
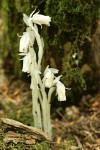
top-left (0, 137), bottom-right (76, 150)
top-left (45, 0), bottom-right (94, 28)
top-left (34, 141), bottom-right (51, 150)
top-left (44, 0), bottom-right (100, 96)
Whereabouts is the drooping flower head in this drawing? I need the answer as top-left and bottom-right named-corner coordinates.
top-left (19, 32), bottom-right (30, 53)
top-left (23, 9), bottom-right (51, 27)
top-left (56, 81), bottom-right (66, 101)
top-left (31, 11), bottom-right (51, 26)
top-left (22, 52), bottom-right (31, 73)
top-left (43, 66), bottom-right (59, 88)
top-left (19, 27), bottom-right (35, 54)
top-left (43, 66), bottom-right (69, 101)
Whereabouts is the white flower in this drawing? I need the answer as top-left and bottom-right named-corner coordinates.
top-left (44, 70), bottom-right (54, 88)
top-left (43, 66), bottom-right (59, 88)
top-left (72, 53), bottom-right (77, 59)
top-left (53, 75), bottom-right (62, 85)
top-left (19, 32), bottom-right (30, 53)
top-left (32, 11), bottom-right (51, 26)
top-left (23, 13), bottom-right (33, 27)
top-left (19, 27), bottom-right (35, 54)
top-left (22, 52), bottom-right (31, 73)
top-left (75, 60), bottom-right (79, 65)
top-left (56, 81), bottom-right (66, 101)
top-left (23, 10), bottom-right (51, 27)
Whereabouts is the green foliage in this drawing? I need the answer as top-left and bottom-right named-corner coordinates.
top-left (62, 37), bottom-right (87, 92)
top-left (62, 67), bottom-right (86, 90)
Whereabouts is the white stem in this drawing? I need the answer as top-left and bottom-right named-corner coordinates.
top-left (41, 83), bottom-right (48, 133)
top-left (47, 87), bottom-right (56, 139)
top-left (38, 75), bottom-right (50, 136)
top-left (48, 87), bottom-right (56, 103)
top-left (31, 77), bottom-right (42, 130)
top-left (29, 47), bottom-right (42, 130)
top-left (38, 89), bottom-right (43, 108)
top-left (31, 25), bottom-right (43, 70)
top-left (47, 102), bottom-right (52, 139)
top-left (39, 82), bottom-right (52, 139)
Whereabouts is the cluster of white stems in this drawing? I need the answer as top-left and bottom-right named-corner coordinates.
top-left (19, 10), bottom-right (67, 140)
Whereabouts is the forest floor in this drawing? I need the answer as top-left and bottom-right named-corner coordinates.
top-left (0, 71), bottom-right (100, 150)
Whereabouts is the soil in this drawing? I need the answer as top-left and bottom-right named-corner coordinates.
top-left (0, 70), bottom-right (100, 150)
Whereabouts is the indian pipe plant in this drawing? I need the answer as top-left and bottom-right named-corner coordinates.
top-left (18, 10), bottom-right (70, 140)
